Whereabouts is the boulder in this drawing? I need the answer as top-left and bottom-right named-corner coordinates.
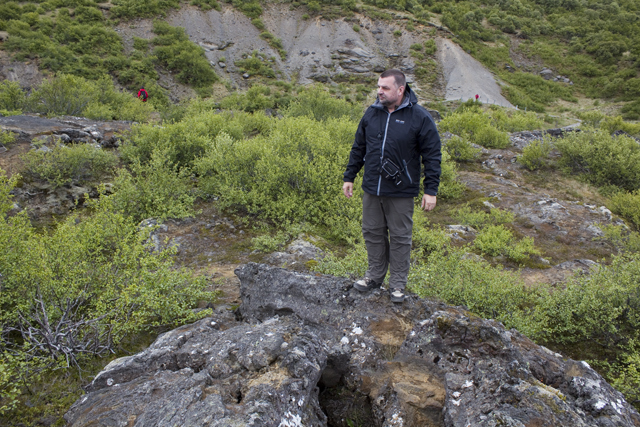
top-left (66, 264), bottom-right (640, 427)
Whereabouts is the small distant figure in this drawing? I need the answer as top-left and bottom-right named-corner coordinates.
top-left (138, 87), bottom-right (148, 102)
top-left (475, 94), bottom-right (479, 101)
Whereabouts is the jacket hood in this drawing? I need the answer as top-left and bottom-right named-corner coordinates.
top-left (373, 82), bottom-right (418, 111)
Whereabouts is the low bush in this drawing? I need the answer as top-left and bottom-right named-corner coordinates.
top-left (599, 116), bottom-right (640, 137)
top-left (194, 117), bottom-right (364, 242)
top-left (518, 138), bottom-right (552, 170)
top-left (489, 106), bottom-right (544, 132)
top-left (111, 149), bottom-right (197, 222)
top-left (26, 74), bottom-right (152, 120)
top-left (191, 0), bottom-right (221, 11)
top-left (121, 109), bottom-right (272, 169)
top-left (555, 130), bottom-right (640, 191)
top-left (284, 85), bottom-right (365, 121)
top-left (473, 224), bottom-right (540, 263)
top-left (152, 21), bottom-right (218, 88)
top-left (444, 135), bottom-right (481, 162)
top-left (21, 143), bottom-right (118, 189)
top-left (0, 171), bottom-right (213, 404)
top-left (234, 51), bottom-right (277, 78)
top-left (0, 80), bottom-right (25, 113)
top-left (439, 110), bottom-right (510, 149)
top-left (454, 204), bottom-right (515, 228)
top-left (111, 0), bottom-right (180, 18)
top-left (609, 190), bottom-right (640, 229)
top-left (438, 150), bottom-right (467, 199)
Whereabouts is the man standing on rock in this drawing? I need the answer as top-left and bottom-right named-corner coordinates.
top-left (342, 69), bottom-right (441, 303)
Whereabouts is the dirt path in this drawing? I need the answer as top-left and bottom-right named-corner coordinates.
top-left (437, 38), bottom-right (514, 107)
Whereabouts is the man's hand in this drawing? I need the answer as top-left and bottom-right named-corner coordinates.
top-left (421, 194), bottom-right (437, 211)
top-left (343, 182), bottom-right (354, 198)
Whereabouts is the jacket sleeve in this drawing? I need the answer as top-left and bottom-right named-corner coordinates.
top-left (343, 114), bottom-right (367, 182)
top-left (418, 114), bottom-right (442, 196)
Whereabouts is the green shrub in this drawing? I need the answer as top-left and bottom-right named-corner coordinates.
top-left (0, 172), bottom-right (213, 374)
top-left (152, 21), bottom-right (218, 88)
top-left (444, 135), bottom-right (481, 162)
top-left (601, 224), bottom-right (640, 253)
top-left (439, 110), bottom-right (510, 149)
top-left (284, 85), bottom-right (364, 121)
top-left (408, 247), bottom-right (538, 327)
top-left (454, 204), bottom-right (515, 229)
top-left (518, 138), bottom-right (552, 170)
top-left (609, 191), bottom-right (640, 229)
top-left (577, 110), bottom-right (606, 128)
top-left (489, 106), bottom-right (544, 132)
top-left (235, 51), bottom-right (277, 78)
top-left (0, 80), bottom-right (25, 112)
top-left (21, 143), bottom-right (118, 189)
top-left (194, 116), bottom-right (363, 242)
top-left (218, 84), bottom-right (291, 112)
top-left (599, 116), bottom-right (640, 137)
top-left (0, 131), bottom-right (16, 148)
top-left (423, 39), bottom-right (437, 55)
top-left (28, 74), bottom-right (96, 116)
top-left (121, 109), bottom-right (272, 169)
top-left (111, 149), bottom-right (197, 222)
top-left (111, 0), bottom-right (180, 18)
top-left (474, 224), bottom-right (540, 263)
top-left (438, 150), bottom-right (466, 199)
top-left (555, 130), bottom-right (640, 191)
top-left (233, 0), bottom-right (262, 18)
top-left (191, 0), bottom-right (221, 11)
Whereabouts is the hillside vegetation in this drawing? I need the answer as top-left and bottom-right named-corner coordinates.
top-left (1, 0), bottom-right (640, 425)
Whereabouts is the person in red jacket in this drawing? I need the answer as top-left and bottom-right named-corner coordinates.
top-left (138, 87), bottom-right (148, 102)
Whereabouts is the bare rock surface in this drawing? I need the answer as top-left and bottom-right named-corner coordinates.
top-left (436, 38), bottom-right (513, 107)
top-left (66, 264), bottom-right (640, 427)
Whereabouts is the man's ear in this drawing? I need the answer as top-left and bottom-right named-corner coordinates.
top-left (398, 85), bottom-right (406, 95)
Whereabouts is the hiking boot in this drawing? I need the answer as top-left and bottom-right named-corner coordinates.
top-left (389, 288), bottom-right (405, 303)
top-left (353, 277), bottom-right (382, 292)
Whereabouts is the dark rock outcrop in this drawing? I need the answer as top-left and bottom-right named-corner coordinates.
top-left (65, 263), bottom-right (640, 426)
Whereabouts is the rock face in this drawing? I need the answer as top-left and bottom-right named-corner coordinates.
top-left (66, 264), bottom-right (640, 427)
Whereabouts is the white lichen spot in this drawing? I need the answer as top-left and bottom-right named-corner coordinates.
top-left (340, 337), bottom-right (349, 345)
top-left (281, 342), bottom-right (289, 349)
top-left (298, 397), bottom-right (304, 407)
top-left (389, 413), bottom-right (404, 426)
top-left (210, 321), bottom-right (216, 326)
top-left (452, 399), bottom-right (461, 406)
top-left (81, 397), bottom-right (88, 404)
top-left (279, 411), bottom-right (303, 427)
top-left (106, 378), bottom-right (114, 386)
top-left (352, 326), bottom-right (363, 335)
top-left (419, 319), bottom-right (430, 326)
top-left (462, 380), bottom-right (473, 388)
top-left (292, 348), bottom-right (306, 357)
top-left (410, 331), bottom-right (416, 337)
top-left (594, 401), bottom-right (607, 410)
top-left (452, 391), bottom-right (461, 398)
top-left (581, 361), bottom-right (592, 369)
top-left (361, 343), bottom-right (366, 348)
top-left (266, 333), bottom-right (274, 337)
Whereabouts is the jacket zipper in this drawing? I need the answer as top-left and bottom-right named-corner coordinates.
top-left (377, 112), bottom-right (392, 196)
top-left (402, 159), bottom-right (412, 184)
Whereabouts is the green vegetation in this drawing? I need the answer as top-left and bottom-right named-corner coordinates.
top-left (0, 172), bottom-right (215, 418)
top-left (0, 74), bottom-right (154, 121)
top-left (555, 130), bottom-right (640, 191)
top-left (518, 138), bottom-right (552, 170)
top-left (21, 143), bottom-right (119, 189)
top-left (151, 21), bottom-right (218, 91)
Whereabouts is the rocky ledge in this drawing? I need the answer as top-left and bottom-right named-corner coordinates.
top-left (65, 264), bottom-right (640, 427)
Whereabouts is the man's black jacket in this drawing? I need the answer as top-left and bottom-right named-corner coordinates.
top-left (343, 84), bottom-right (442, 198)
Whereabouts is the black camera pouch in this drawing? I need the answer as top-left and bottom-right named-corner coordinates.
top-left (380, 158), bottom-right (404, 186)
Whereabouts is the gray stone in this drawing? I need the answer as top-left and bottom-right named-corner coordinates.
top-left (66, 264), bottom-right (640, 427)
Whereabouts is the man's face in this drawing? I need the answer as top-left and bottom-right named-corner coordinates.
top-left (377, 76), bottom-right (404, 108)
